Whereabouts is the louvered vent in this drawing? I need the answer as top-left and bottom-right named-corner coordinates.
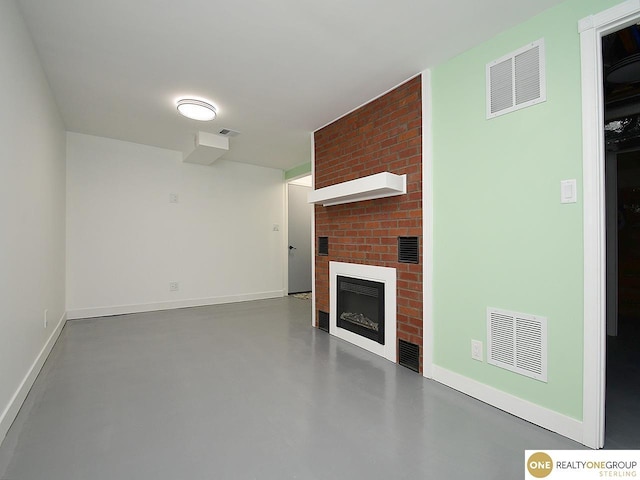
top-left (487, 307), bottom-right (547, 382)
top-left (318, 311), bottom-right (329, 332)
top-left (398, 339), bottom-right (420, 372)
top-left (398, 237), bottom-right (419, 264)
top-left (217, 128), bottom-right (240, 137)
top-left (318, 237), bottom-right (328, 256)
top-left (486, 39), bottom-right (546, 119)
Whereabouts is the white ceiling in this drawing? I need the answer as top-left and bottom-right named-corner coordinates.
top-left (17, 0), bottom-right (566, 171)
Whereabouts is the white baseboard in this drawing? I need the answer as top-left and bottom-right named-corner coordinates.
top-left (66, 290), bottom-right (285, 320)
top-left (0, 311), bottom-right (67, 444)
top-left (432, 365), bottom-right (584, 445)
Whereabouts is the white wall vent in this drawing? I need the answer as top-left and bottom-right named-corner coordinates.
top-left (486, 39), bottom-right (546, 119)
top-left (486, 307), bottom-right (547, 382)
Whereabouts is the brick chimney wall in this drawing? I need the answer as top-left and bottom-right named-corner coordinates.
top-left (314, 75), bottom-right (423, 371)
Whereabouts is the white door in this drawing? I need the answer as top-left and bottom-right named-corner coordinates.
top-left (287, 183), bottom-right (312, 293)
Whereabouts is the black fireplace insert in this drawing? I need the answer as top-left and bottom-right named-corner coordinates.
top-left (336, 275), bottom-right (385, 345)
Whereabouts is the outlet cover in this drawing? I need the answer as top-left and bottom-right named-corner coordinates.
top-left (169, 282), bottom-right (179, 292)
top-left (471, 339), bottom-right (483, 361)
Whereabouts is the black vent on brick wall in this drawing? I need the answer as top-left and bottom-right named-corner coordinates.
top-left (318, 311), bottom-right (329, 332)
top-left (318, 237), bottom-right (329, 256)
top-left (398, 237), bottom-right (419, 264)
top-left (398, 339), bottom-right (420, 372)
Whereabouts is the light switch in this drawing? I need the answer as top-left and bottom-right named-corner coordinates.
top-left (560, 179), bottom-right (577, 204)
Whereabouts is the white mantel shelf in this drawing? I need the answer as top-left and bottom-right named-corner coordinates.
top-left (307, 172), bottom-right (407, 206)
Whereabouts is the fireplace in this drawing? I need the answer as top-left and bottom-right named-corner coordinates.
top-left (329, 262), bottom-right (396, 362)
top-left (337, 276), bottom-right (385, 345)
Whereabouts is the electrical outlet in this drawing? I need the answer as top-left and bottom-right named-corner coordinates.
top-left (169, 282), bottom-right (179, 292)
top-left (44, 309), bottom-right (48, 328)
top-left (169, 193), bottom-right (179, 204)
top-left (471, 339), bottom-right (483, 361)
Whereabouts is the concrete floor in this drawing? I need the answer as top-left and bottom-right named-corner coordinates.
top-left (0, 297), bottom-right (582, 480)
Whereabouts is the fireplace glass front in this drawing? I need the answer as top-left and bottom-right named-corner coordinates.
top-left (336, 275), bottom-right (385, 345)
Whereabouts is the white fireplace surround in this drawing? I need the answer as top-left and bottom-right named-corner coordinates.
top-left (329, 261), bottom-right (397, 363)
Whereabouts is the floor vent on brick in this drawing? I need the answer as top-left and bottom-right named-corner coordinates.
top-left (318, 311), bottom-right (329, 332)
top-left (399, 339), bottom-right (420, 372)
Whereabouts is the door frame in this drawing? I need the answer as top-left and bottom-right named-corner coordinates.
top-left (286, 181), bottom-right (313, 294)
top-left (284, 173), bottom-right (313, 297)
top-left (580, 0), bottom-right (640, 449)
top-left (605, 150), bottom-right (618, 337)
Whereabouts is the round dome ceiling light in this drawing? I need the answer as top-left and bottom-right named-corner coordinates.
top-left (176, 99), bottom-right (217, 121)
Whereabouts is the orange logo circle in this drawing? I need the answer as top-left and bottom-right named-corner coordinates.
top-left (527, 452), bottom-right (553, 478)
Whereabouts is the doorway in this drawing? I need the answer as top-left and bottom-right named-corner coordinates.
top-left (602, 23), bottom-right (640, 449)
top-left (287, 176), bottom-right (312, 294)
top-left (580, 1), bottom-right (640, 449)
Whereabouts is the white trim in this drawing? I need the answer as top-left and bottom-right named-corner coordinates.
top-left (329, 262), bottom-right (397, 363)
top-left (422, 69), bottom-right (434, 379)
top-left (66, 290), bottom-right (285, 320)
top-left (310, 132), bottom-right (316, 327)
top-left (314, 73), bottom-right (422, 132)
top-left (0, 311), bottom-right (67, 444)
top-left (432, 365), bottom-right (583, 444)
top-left (580, 0), bottom-right (640, 450)
top-left (579, 0), bottom-right (640, 33)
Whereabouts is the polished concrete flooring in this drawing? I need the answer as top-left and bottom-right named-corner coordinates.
top-left (0, 297), bottom-right (583, 480)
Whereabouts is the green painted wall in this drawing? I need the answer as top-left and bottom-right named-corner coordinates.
top-left (432, 0), bottom-right (622, 420)
top-left (285, 162), bottom-right (311, 180)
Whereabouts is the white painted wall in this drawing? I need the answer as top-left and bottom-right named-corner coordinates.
top-left (66, 133), bottom-right (285, 318)
top-left (0, 0), bottom-right (67, 443)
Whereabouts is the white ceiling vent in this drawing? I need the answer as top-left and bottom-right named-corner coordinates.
top-left (486, 39), bottom-right (546, 119)
top-left (487, 307), bottom-right (547, 382)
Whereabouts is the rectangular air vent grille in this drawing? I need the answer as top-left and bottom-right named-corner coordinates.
top-left (398, 339), bottom-right (420, 372)
top-left (318, 237), bottom-right (329, 256)
top-left (487, 307), bottom-right (547, 382)
top-left (487, 39), bottom-right (546, 119)
top-left (218, 128), bottom-right (240, 137)
top-left (318, 311), bottom-right (329, 332)
top-left (398, 237), bottom-right (419, 264)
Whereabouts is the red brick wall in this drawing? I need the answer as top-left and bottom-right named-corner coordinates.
top-left (314, 76), bottom-right (423, 371)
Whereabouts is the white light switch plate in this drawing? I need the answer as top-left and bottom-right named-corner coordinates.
top-left (560, 179), bottom-right (577, 204)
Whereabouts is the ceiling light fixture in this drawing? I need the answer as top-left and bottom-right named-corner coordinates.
top-left (176, 99), bottom-right (217, 121)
